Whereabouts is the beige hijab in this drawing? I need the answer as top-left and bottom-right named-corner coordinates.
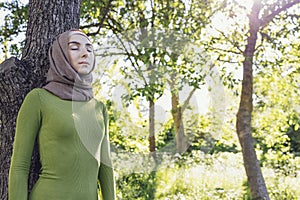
top-left (43, 30), bottom-right (95, 101)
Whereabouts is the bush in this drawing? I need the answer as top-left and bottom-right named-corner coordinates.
top-left (117, 172), bottom-right (157, 199)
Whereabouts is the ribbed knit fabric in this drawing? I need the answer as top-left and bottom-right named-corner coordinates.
top-left (9, 88), bottom-right (116, 200)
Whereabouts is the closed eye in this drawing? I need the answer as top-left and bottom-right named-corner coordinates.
top-left (86, 45), bottom-right (93, 52)
top-left (68, 41), bottom-right (93, 52)
top-left (70, 47), bottom-right (79, 50)
top-left (68, 43), bottom-right (80, 50)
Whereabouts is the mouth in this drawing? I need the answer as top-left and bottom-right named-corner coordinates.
top-left (79, 61), bottom-right (89, 65)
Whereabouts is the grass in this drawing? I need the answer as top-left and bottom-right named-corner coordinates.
top-left (112, 151), bottom-right (300, 200)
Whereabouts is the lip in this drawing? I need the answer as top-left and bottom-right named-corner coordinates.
top-left (79, 61), bottom-right (89, 65)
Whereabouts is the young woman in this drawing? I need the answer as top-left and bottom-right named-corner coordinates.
top-left (9, 29), bottom-right (116, 200)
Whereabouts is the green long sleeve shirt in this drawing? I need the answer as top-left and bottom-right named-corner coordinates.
top-left (9, 88), bottom-right (116, 200)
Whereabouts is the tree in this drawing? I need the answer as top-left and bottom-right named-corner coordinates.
top-left (156, 0), bottom-right (213, 153)
top-left (0, 0), bottom-right (81, 199)
top-left (236, 0), bottom-right (300, 199)
top-left (90, 0), bottom-right (216, 154)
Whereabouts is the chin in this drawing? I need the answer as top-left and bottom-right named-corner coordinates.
top-left (77, 67), bottom-right (91, 75)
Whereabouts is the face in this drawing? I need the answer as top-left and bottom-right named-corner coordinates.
top-left (67, 34), bottom-right (95, 75)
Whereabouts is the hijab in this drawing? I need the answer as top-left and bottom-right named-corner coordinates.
top-left (43, 30), bottom-right (95, 101)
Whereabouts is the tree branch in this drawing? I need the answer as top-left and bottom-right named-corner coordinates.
top-left (215, 29), bottom-right (244, 54)
top-left (260, 0), bottom-right (300, 28)
top-left (106, 20), bottom-right (149, 87)
top-left (84, 0), bottom-right (114, 36)
top-left (181, 87), bottom-right (197, 113)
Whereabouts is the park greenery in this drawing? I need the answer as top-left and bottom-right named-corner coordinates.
top-left (1, 0), bottom-right (300, 199)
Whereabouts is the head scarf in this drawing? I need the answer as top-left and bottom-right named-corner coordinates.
top-left (43, 30), bottom-right (95, 101)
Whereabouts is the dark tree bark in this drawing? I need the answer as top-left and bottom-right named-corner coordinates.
top-left (149, 99), bottom-right (157, 161)
top-left (236, 0), bottom-right (300, 199)
top-left (236, 1), bottom-right (269, 199)
top-left (0, 0), bottom-right (81, 199)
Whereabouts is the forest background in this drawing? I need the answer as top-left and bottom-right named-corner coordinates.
top-left (1, 0), bottom-right (300, 199)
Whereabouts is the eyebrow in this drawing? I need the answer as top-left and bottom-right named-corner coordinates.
top-left (68, 41), bottom-right (93, 47)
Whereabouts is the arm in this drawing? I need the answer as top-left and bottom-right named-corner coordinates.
top-left (9, 89), bottom-right (41, 200)
top-left (98, 103), bottom-right (116, 200)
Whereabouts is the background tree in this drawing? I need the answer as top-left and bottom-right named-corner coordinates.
top-left (0, 0), bottom-right (81, 199)
top-left (236, 0), bottom-right (300, 199)
top-left (90, 0), bottom-right (218, 154)
top-left (204, 0), bottom-right (300, 198)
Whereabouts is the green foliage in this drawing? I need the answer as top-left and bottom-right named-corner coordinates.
top-left (252, 28), bottom-right (300, 171)
top-left (264, 159), bottom-right (300, 200)
top-left (183, 111), bottom-right (239, 154)
top-left (210, 141), bottom-right (238, 154)
top-left (105, 100), bottom-right (129, 151)
top-left (0, 0), bottom-right (27, 58)
top-left (156, 119), bottom-right (176, 152)
top-left (286, 113), bottom-right (300, 155)
top-left (0, 1), bottom-right (28, 38)
top-left (117, 172), bottom-right (157, 200)
top-left (103, 99), bottom-right (149, 153)
top-left (251, 18), bottom-right (300, 170)
top-left (113, 152), bottom-right (300, 199)
top-left (184, 114), bottom-right (216, 152)
top-left (241, 181), bottom-right (252, 200)
top-left (91, 0), bottom-right (216, 110)
top-left (80, 0), bottom-right (102, 24)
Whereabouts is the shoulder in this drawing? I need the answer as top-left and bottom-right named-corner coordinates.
top-left (26, 88), bottom-right (50, 97)
top-left (23, 88), bottom-right (42, 102)
top-left (19, 88), bottom-right (43, 112)
top-left (26, 88), bottom-right (59, 101)
top-left (23, 88), bottom-right (54, 106)
top-left (24, 88), bottom-right (49, 101)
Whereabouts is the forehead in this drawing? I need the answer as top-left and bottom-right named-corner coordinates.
top-left (68, 33), bottom-right (92, 44)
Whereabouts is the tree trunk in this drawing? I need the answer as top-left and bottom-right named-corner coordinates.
top-left (171, 86), bottom-right (188, 154)
top-left (236, 1), bottom-right (269, 199)
top-left (149, 99), bottom-right (157, 161)
top-left (236, 0), bottom-right (300, 199)
top-left (0, 0), bottom-right (81, 199)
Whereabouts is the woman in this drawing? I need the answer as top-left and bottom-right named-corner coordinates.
top-left (9, 29), bottom-right (116, 200)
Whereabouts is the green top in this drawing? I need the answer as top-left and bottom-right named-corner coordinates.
top-left (9, 88), bottom-right (116, 200)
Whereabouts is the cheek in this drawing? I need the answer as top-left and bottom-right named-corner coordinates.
top-left (68, 52), bottom-right (78, 65)
top-left (88, 54), bottom-right (95, 63)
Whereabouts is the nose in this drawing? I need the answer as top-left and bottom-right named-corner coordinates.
top-left (81, 48), bottom-right (88, 58)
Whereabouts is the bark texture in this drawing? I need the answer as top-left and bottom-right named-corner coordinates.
top-left (0, 0), bottom-right (81, 199)
top-left (149, 100), bottom-right (157, 161)
top-left (236, 2), bottom-right (269, 199)
top-left (171, 86), bottom-right (188, 153)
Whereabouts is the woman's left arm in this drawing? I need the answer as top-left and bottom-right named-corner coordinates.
top-left (98, 104), bottom-right (116, 200)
